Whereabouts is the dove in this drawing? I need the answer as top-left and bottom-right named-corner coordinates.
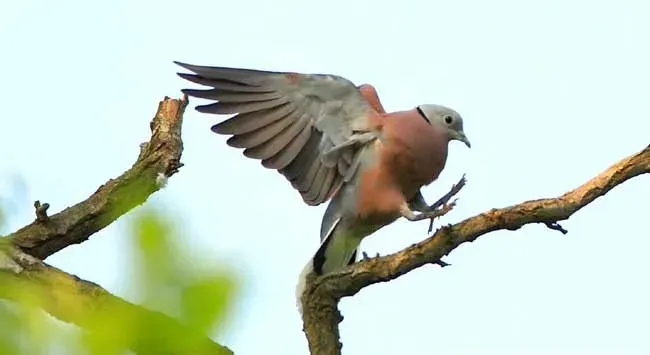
top-left (174, 61), bottom-right (470, 308)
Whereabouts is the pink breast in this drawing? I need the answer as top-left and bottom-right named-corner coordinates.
top-left (380, 111), bottom-right (449, 197)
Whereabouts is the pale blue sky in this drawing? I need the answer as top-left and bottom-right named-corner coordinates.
top-left (1, 0), bottom-right (649, 354)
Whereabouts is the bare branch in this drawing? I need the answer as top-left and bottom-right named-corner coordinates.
top-left (301, 272), bottom-right (343, 355)
top-left (1, 95), bottom-right (233, 354)
top-left (0, 245), bottom-right (233, 355)
top-left (9, 96), bottom-right (188, 260)
top-left (301, 144), bottom-right (650, 355)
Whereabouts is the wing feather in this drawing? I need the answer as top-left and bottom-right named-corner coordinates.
top-left (280, 132), bottom-right (321, 180)
top-left (177, 73), bottom-right (273, 92)
top-left (303, 164), bottom-right (329, 202)
top-left (262, 121), bottom-right (313, 169)
top-left (175, 60), bottom-right (379, 206)
top-left (243, 113), bottom-right (310, 160)
top-left (197, 97), bottom-right (289, 115)
top-left (182, 89), bottom-right (283, 102)
top-left (226, 115), bottom-right (295, 148)
top-left (211, 102), bottom-right (294, 135)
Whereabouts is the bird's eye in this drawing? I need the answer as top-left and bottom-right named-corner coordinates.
top-left (444, 115), bottom-right (453, 124)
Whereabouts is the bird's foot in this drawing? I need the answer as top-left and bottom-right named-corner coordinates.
top-left (427, 175), bottom-right (467, 233)
top-left (400, 199), bottom-right (457, 223)
top-left (428, 174), bottom-right (466, 211)
top-left (419, 199), bottom-right (457, 221)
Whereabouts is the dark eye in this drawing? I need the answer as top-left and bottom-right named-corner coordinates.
top-left (444, 115), bottom-right (453, 124)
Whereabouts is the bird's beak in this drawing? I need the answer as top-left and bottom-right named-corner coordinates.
top-left (453, 132), bottom-right (471, 148)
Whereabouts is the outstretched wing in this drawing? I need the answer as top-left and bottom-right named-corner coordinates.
top-left (175, 61), bottom-right (379, 206)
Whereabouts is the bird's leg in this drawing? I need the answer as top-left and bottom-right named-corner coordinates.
top-left (399, 199), bottom-right (457, 222)
top-left (407, 190), bottom-right (430, 212)
top-left (427, 174), bottom-right (467, 211)
top-left (427, 175), bottom-right (467, 232)
top-left (408, 175), bottom-right (466, 213)
top-left (404, 175), bottom-right (466, 230)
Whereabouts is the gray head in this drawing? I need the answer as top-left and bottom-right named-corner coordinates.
top-left (416, 104), bottom-right (471, 148)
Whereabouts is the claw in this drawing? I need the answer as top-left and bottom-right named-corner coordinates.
top-left (427, 176), bottom-right (467, 234)
top-left (426, 199), bottom-right (458, 233)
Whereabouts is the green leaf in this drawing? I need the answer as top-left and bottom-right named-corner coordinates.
top-left (181, 273), bottom-right (237, 334)
top-left (0, 200), bottom-right (240, 354)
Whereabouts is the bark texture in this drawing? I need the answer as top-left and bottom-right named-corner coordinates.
top-left (2, 95), bottom-right (233, 355)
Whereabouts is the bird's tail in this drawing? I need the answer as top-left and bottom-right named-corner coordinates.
top-left (295, 222), bottom-right (361, 314)
top-left (295, 258), bottom-right (314, 314)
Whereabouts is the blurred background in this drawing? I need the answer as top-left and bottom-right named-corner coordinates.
top-left (1, 0), bottom-right (649, 354)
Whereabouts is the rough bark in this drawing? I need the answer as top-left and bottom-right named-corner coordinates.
top-left (300, 144), bottom-right (650, 355)
top-left (9, 96), bottom-right (186, 260)
top-left (1, 95), bottom-right (233, 355)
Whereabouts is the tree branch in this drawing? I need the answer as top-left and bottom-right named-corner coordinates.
top-left (9, 96), bottom-right (188, 260)
top-left (0, 245), bottom-right (233, 355)
top-left (301, 144), bottom-right (650, 355)
top-left (1, 95), bottom-right (233, 354)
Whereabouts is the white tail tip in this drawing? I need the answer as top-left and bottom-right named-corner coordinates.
top-left (295, 258), bottom-right (314, 315)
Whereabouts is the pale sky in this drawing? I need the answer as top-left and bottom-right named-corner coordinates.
top-left (1, 0), bottom-right (649, 354)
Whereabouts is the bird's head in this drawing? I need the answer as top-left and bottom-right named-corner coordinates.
top-left (416, 104), bottom-right (471, 148)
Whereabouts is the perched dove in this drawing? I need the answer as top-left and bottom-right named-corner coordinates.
top-left (174, 61), bottom-right (471, 309)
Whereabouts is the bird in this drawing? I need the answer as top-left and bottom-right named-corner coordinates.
top-left (173, 61), bottom-right (471, 309)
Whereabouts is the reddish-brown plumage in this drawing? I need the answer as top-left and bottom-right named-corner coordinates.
top-left (355, 160), bottom-right (404, 223)
top-left (359, 84), bottom-right (386, 114)
top-left (355, 109), bottom-right (449, 223)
